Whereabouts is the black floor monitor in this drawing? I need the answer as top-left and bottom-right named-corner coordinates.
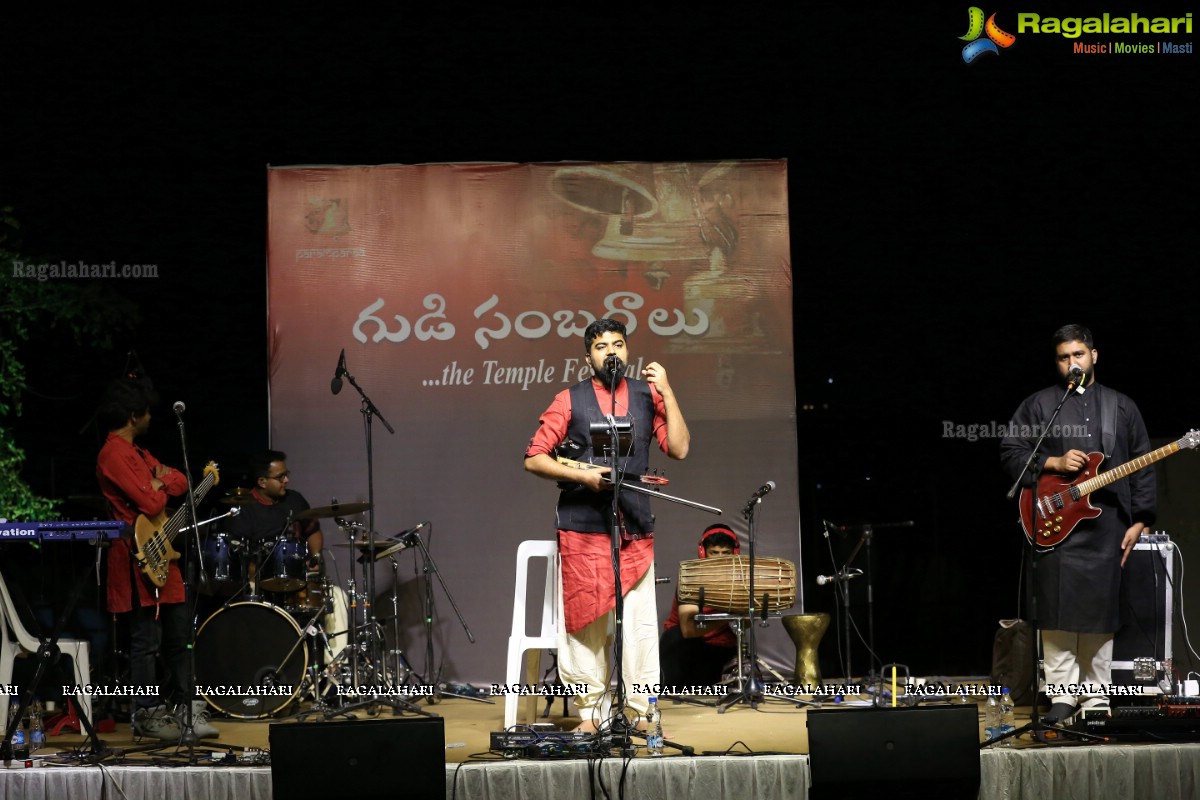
top-left (270, 716), bottom-right (445, 800)
top-left (807, 704), bottom-right (980, 800)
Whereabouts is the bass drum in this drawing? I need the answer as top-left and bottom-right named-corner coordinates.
top-left (194, 602), bottom-right (308, 719)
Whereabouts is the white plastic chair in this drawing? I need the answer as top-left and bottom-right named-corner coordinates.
top-left (0, 570), bottom-right (94, 724)
top-left (503, 539), bottom-right (558, 729)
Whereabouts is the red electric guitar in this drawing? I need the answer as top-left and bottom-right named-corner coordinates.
top-left (1020, 430), bottom-right (1198, 546)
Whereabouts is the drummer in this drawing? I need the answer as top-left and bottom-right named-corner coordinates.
top-left (228, 450), bottom-right (323, 582)
top-left (659, 524), bottom-right (740, 686)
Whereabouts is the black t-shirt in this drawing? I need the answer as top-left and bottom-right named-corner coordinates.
top-left (229, 489), bottom-right (320, 545)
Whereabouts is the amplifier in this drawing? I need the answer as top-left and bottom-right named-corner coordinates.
top-left (489, 729), bottom-right (611, 759)
top-left (1077, 696), bottom-right (1200, 741)
top-left (1113, 535), bottom-right (1174, 685)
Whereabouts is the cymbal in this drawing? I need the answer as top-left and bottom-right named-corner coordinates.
top-left (295, 501), bottom-right (372, 520)
top-left (219, 487), bottom-right (255, 505)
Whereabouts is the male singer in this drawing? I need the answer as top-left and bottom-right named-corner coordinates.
top-left (524, 318), bottom-right (690, 732)
top-left (1000, 324), bottom-right (1156, 726)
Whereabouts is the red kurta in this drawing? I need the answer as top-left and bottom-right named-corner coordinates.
top-left (526, 378), bottom-right (670, 633)
top-left (97, 432), bottom-right (189, 612)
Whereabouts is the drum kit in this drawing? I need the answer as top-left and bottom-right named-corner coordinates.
top-left (191, 495), bottom-right (419, 720)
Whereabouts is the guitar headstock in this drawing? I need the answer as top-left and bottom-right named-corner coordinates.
top-left (203, 461), bottom-right (220, 485)
top-left (1181, 430), bottom-right (1200, 451)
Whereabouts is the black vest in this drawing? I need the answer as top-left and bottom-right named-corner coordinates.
top-left (556, 379), bottom-right (656, 535)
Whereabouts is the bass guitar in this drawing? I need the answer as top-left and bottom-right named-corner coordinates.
top-left (1020, 430), bottom-right (1198, 546)
top-left (134, 461), bottom-right (219, 587)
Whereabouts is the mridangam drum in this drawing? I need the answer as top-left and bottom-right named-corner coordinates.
top-left (194, 602), bottom-right (307, 718)
top-left (678, 555), bottom-right (797, 613)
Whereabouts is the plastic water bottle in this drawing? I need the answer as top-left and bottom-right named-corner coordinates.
top-left (983, 694), bottom-right (1001, 742)
top-left (998, 687), bottom-right (1016, 746)
top-left (645, 697), bottom-right (664, 756)
top-left (29, 702), bottom-right (45, 750)
top-left (7, 704), bottom-right (28, 758)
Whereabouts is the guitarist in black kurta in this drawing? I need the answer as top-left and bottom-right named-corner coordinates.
top-left (1000, 324), bottom-right (1156, 726)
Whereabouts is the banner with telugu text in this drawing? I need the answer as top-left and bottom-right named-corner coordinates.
top-left (266, 160), bottom-right (799, 683)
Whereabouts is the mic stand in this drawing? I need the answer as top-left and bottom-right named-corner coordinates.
top-left (402, 529), bottom-right (488, 704)
top-left (821, 520), bottom-right (912, 687)
top-left (165, 407), bottom-right (207, 756)
top-left (986, 380), bottom-right (1103, 747)
top-left (334, 360), bottom-right (433, 718)
top-left (597, 367), bottom-right (713, 757)
top-left (716, 488), bottom-right (812, 711)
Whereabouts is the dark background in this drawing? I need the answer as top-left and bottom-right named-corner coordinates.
top-left (3, 7), bottom-right (1195, 682)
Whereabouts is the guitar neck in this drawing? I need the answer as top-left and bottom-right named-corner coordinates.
top-left (1075, 439), bottom-right (1182, 496)
top-left (161, 470), bottom-right (217, 543)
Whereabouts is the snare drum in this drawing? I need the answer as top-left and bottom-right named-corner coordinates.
top-left (678, 554), bottom-right (797, 613)
top-left (259, 540), bottom-right (308, 592)
top-left (199, 532), bottom-right (245, 597)
top-left (194, 602), bottom-right (307, 718)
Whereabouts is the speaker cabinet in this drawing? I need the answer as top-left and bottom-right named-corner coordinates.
top-left (807, 705), bottom-right (980, 800)
top-left (270, 717), bottom-right (445, 800)
top-left (1113, 538), bottom-right (1174, 685)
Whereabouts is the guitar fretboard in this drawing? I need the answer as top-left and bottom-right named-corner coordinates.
top-left (1075, 438), bottom-right (1184, 497)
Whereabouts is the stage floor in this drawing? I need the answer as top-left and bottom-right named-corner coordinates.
top-left (18, 690), bottom-right (1035, 763)
top-left (8, 694), bottom-right (1200, 800)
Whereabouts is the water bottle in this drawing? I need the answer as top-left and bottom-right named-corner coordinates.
top-left (7, 704), bottom-right (28, 758)
top-left (646, 697), bottom-right (664, 756)
top-left (29, 702), bottom-right (45, 751)
top-left (983, 694), bottom-right (1001, 742)
top-left (998, 687), bottom-right (1016, 746)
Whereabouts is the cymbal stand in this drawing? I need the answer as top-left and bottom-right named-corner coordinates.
top-left (335, 528), bottom-right (431, 718)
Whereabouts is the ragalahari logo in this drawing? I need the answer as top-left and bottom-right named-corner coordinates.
top-left (960, 8), bottom-right (1017, 62)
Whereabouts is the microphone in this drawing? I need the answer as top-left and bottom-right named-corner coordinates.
top-left (395, 520), bottom-right (431, 539)
top-left (816, 569), bottom-right (862, 586)
top-left (173, 401), bottom-right (186, 415)
top-left (1066, 364), bottom-right (1084, 384)
top-left (604, 354), bottom-right (624, 374)
top-left (750, 480), bottom-right (776, 500)
top-left (331, 349), bottom-right (346, 395)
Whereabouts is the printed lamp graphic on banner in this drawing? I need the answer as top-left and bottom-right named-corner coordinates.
top-left (960, 7), bottom-right (1017, 63)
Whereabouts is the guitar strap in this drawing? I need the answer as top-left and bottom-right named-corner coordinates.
top-left (1099, 385), bottom-right (1117, 460)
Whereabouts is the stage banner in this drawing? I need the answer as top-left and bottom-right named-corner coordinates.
top-left (267, 160), bottom-right (799, 685)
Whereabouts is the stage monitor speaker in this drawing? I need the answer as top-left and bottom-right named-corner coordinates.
top-left (807, 705), bottom-right (979, 800)
top-left (270, 717), bottom-right (445, 800)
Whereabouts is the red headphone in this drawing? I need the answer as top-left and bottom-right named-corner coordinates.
top-left (698, 524), bottom-right (740, 557)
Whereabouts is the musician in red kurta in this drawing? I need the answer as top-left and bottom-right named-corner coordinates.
top-left (95, 378), bottom-right (198, 740)
top-left (659, 525), bottom-right (739, 686)
top-left (524, 318), bottom-right (690, 732)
